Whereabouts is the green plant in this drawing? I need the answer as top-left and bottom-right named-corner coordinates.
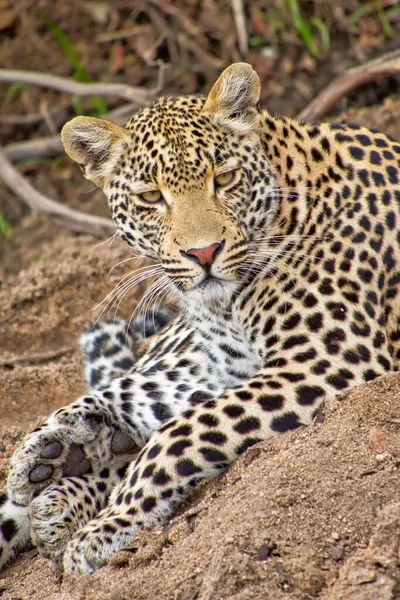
top-left (0, 211), bottom-right (13, 240)
top-left (259, 6), bottom-right (287, 46)
top-left (350, 0), bottom-right (400, 38)
top-left (39, 13), bottom-right (108, 116)
top-left (130, 6), bottom-right (145, 21)
top-left (2, 82), bottom-right (26, 108)
top-left (374, 0), bottom-right (394, 37)
top-left (349, 4), bottom-right (371, 29)
top-left (286, 0), bottom-right (330, 58)
top-left (249, 35), bottom-right (264, 48)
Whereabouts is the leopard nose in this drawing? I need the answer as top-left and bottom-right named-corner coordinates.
top-left (182, 240), bottom-right (225, 270)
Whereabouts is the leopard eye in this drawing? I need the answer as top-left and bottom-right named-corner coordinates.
top-left (139, 190), bottom-right (162, 203)
top-left (215, 170), bottom-right (236, 187)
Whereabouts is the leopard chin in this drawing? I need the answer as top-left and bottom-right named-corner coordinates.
top-left (184, 277), bottom-right (239, 313)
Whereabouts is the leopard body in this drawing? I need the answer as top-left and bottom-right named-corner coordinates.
top-left (1, 63), bottom-right (400, 573)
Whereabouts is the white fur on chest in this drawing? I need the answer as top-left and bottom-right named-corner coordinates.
top-left (189, 306), bottom-right (261, 387)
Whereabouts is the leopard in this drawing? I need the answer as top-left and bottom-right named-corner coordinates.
top-left (1, 62), bottom-right (400, 574)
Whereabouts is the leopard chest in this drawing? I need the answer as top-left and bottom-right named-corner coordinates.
top-left (192, 310), bottom-right (262, 387)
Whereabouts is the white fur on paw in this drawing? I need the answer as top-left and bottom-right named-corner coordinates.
top-left (30, 491), bottom-right (72, 562)
top-left (63, 536), bottom-right (99, 574)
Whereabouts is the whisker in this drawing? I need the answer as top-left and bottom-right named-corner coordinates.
top-left (93, 265), bottom-right (164, 312)
top-left (107, 258), bottom-right (159, 280)
top-left (140, 279), bottom-right (172, 338)
top-left (94, 230), bottom-right (120, 248)
top-left (126, 275), bottom-right (170, 337)
top-left (107, 268), bottom-right (165, 315)
top-left (90, 266), bottom-right (165, 328)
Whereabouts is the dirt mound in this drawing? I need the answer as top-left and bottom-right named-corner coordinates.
top-left (2, 360), bottom-right (400, 599)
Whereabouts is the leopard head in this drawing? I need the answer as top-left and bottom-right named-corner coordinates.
top-left (62, 63), bottom-right (279, 309)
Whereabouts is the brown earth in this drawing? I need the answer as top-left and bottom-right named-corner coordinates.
top-left (1, 99), bottom-right (400, 599)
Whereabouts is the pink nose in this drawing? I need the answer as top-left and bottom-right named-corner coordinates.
top-left (184, 241), bottom-right (224, 269)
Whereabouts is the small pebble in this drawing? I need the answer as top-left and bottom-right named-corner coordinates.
top-left (375, 452), bottom-right (390, 463)
top-left (347, 568), bottom-right (377, 585)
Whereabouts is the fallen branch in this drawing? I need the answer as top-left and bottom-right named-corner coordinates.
top-left (0, 346), bottom-right (75, 368)
top-left (0, 62), bottom-right (168, 106)
top-left (0, 145), bottom-right (114, 237)
top-left (0, 104), bottom-right (68, 127)
top-left (4, 102), bottom-right (138, 164)
top-left (231, 0), bottom-right (248, 57)
top-left (298, 49), bottom-right (400, 122)
top-left (0, 67), bottom-right (163, 237)
top-left (4, 135), bottom-right (63, 163)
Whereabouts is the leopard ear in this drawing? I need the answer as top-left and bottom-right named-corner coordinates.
top-left (61, 116), bottom-right (128, 187)
top-left (201, 63), bottom-right (261, 132)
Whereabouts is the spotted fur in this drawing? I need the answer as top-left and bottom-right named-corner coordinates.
top-left (1, 63), bottom-right (400, 573)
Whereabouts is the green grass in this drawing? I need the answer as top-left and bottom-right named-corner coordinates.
top-left (349, 4), bottom-right (373, 28)
top-left (287, 0), bottom-right (330, 58)
top-left (2, 82), bottom-right (26, 107)
top-left (374, 0), bottom-right (394, 37)
top-left (39, 12), bottom-right (108, 116)
top-left (349, 0), bottom-right (400, 37)
top-left (0, 211), bottom-right (13, 240)
top-left (259, 0), bottom-right (399, 59)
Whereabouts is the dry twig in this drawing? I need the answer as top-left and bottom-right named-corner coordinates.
top-left (0, 105), bottom-right (69, 127)
top-left (0, 63), bottom-right (168, 106)
top-left (4, 102), bottom-right (138, 164)
top-left (0, 346), bottom-right (75, 368)
top-left (0, 63), bottom-right (167, 238)
top-left (97, 28), bottom-right (141, 43)
top-left (0, 145), bottom-right (114, 237)
top-left (231, 0), bottom-right (248, 57)
top-left (298, 49), bottom-right (400, 122)
top-left (147, 1), bottom-right (224, 70)
top-left (4, 135), bottom-right (63, 163)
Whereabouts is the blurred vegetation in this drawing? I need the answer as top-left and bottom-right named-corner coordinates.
top-left (1, 0), bottom-right (400, 267)
top-left (39, 13), bottom-right (108, 116)
top-left (2, 0), bottom-right (400, 119)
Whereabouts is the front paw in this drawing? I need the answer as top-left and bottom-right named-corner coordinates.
top-left (63, 529), bottom-right (108, 574)
top-left (8, 400), bottom-right (138, 506)
top-left (63, 513), bottom-right (136, 573)
top-left (30, 485), bottom-right (73, 565)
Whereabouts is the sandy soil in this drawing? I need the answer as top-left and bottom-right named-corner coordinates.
top-left (1, 98), bottom-right (400, 600)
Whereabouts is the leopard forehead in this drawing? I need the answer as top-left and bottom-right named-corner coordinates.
top-left (121, 95), bottom-right (254, 192)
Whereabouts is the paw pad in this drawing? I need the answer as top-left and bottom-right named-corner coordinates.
top-left (29, 465), bottom-right (53, 483)
top-left (40, 441), bottom-right (62, 459)
top-left (62, 444), bottom-right (91, 477)
top-left (111, 431), bottom-right (138, 454)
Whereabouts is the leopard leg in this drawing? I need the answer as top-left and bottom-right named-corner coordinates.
top-left (62, 373), bottom-right (323, 573)
top-left (30, 463), bottom-right (129, 567)
top-left (2, 317), bottom-right (221, 569)
top-left (80, 306), bottom-right (172, 391)
top-left (0, 307), bottom-right (172, 570)
top-left (0, 494), bottom-right (31, 569)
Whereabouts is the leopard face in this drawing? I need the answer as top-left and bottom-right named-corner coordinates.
top-left (62, 66), bottom-right (281, 309)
